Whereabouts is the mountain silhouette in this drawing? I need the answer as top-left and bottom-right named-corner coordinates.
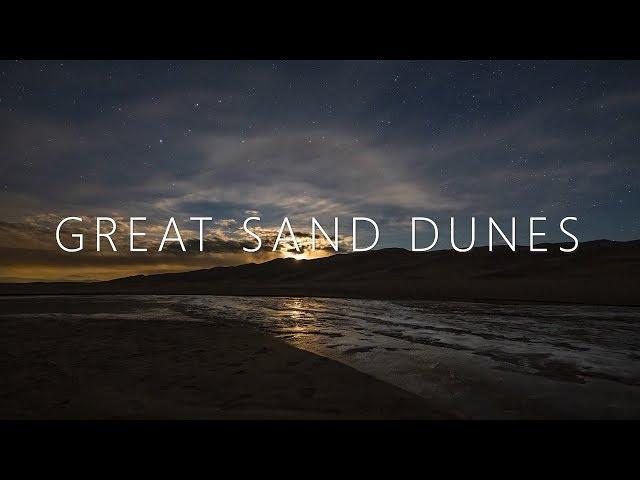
top-left (2, 239), bottom-right (639, 305)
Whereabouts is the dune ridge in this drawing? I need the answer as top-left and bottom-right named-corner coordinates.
top-left (1, 239), bottom-right (639, 306)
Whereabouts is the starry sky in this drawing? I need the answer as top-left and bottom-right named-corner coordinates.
top-left (1, 60), bottom-right (639, 282)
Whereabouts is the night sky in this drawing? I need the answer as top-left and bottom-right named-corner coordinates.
top-left (1, 60), bottom-right (639, 281)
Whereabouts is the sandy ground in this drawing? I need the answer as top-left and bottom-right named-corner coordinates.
top-left (0, 313), bottom-right (446, 419)
top-left (3, 240), bottom-right (639, 306)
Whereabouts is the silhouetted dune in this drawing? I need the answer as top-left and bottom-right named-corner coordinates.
top-left (2, 239), bottom-right (639, 305)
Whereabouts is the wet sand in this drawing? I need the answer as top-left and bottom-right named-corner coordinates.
top-left (0, 302), bottom-right (445, 419)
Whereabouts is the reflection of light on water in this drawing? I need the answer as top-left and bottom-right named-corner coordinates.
top-left (7, 294), bottom-right (640, 418)
top-left (282, 298), bottom-right (308, 320)
top-left (278, 297), bottom-right (326, 350)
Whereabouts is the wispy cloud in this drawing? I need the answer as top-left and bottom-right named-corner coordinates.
top-left (1, 60), bottom-right (639, 280)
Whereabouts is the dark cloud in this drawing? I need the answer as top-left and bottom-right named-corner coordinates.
top-left (163, 237), bottom-right (248, 254)
top-left (1, 60), bottom-right (639, 280)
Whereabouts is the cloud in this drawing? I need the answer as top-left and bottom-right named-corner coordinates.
top-left (0, 215), bottom-right (343, 281)
top-left (1, 60), bottom-right (639, 280)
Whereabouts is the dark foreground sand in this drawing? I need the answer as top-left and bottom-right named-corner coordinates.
top-left (0, 315), bottom-right (445, 419)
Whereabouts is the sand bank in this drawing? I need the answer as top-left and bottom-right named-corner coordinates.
top-left (0, 309), bottom-right (445, 419)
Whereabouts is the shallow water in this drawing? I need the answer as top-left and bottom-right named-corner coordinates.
top-left (3, 294), bottom-right (640, 418)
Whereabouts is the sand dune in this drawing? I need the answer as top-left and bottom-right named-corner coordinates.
top-left (2, 239), bottom-right (639, 306)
